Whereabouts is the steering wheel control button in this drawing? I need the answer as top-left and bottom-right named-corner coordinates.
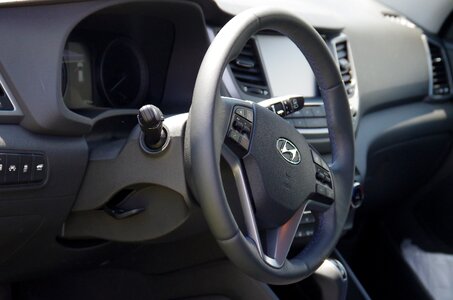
top-left (228, 129), bottom-right (241, 143)
top-left (316, 183), bottom-right (334, 200)
top-left (316, 167), bottom-right (332, 188)
top-left (235, 106), bottom-right (254, 123)
top-left (235, 107), bottom-right (245, 117)
top-left (300, 211), bottom-right (315, 224)
top-left (239, 135), bottom-right (250, 149)
top-left (311, 149), bottom-right (330, 170)
top-left (276, 138), bottom-right (301, 165)
top-left (228, 106), bottom-right (254, 151)
top-left (245, 109), bottom-right (254, 122)
top-left (233, 116), bottom-right (245, 132)
top-left (316, 170), bottom-right (326, 182)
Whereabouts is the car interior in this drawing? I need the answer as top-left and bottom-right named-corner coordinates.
top-left (0, 0), bottom-right (453, 299)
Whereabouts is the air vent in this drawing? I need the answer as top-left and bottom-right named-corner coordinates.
top-left (334, 41), bottom-right (355, 98)
top-left (229, 39), bottom-right (270, 98)
top-left (0, 81), bottom-right (14, 111)
top-left (428, 41), bottom-right (451, 97)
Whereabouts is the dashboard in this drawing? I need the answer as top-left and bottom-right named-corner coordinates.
top-left (0, 0), bottom-right (452, 283)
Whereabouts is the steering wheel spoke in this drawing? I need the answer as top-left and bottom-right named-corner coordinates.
top-left (222, 144), bottom-right (307, 269)
top-left (262, 204), bottom-right (306, 268)
top-left (221, 146), bottom-right (263, 255)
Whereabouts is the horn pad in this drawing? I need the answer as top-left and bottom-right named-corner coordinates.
top-left (242, 104), bottom-right (316, 228)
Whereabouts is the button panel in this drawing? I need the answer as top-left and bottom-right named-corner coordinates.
top-left (311, 149), bottom-right (334, 201)
top-left (296, 210), bottom-right (316, 239)
top-left (285, 105), bottom-right (327, 129)
top-left (228, 106), bottom-right (254, 151)
top-left (0, 152), bottom-right (47, 186)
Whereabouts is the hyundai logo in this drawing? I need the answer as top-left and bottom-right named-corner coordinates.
top-left (276, 138), bottom-right (301, 165)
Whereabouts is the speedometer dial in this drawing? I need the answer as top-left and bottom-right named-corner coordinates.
top-left (99, 38), bottom-right (148, 108)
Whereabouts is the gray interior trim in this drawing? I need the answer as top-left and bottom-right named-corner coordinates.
top-left (356, 101), bottom-right (453, 177)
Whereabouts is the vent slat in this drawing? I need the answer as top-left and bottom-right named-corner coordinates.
top-left (229, 39), bottom-right (270, 98)
top-left (428, 41), bottom-right (451, 97)
top-left (334, 40), bottom-right (354, 97)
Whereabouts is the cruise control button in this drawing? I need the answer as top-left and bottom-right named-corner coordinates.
top-left (32, 154), bottom-right (46, 183)
top-left (5, 154), bottom-right (20, 184)
top-left (19, 154), bottom-right (33, 183)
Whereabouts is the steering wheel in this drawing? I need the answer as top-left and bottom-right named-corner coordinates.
top-left (185, 6), bottom-right (354, 284)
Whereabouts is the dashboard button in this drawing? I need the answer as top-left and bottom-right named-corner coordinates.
top-left (293, 118), bottom-right (307, 128)
top-left (312, 106), bottom-right (326, 117)
top-left (305, 118), bottom-right (327, 128)
top-left (5, 154), bottom-right (20, 184)
top-left (19, 154), bottom-right (33, 183)
top-left (0, 154), bottom-right (5, 184)
top-left (32, 154), bottom-right (46, 183)
top-left (300, 108), bottom-right (314, 117)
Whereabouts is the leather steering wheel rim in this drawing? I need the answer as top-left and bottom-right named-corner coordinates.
top-left (186, 6), bottom-right (355, 285)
